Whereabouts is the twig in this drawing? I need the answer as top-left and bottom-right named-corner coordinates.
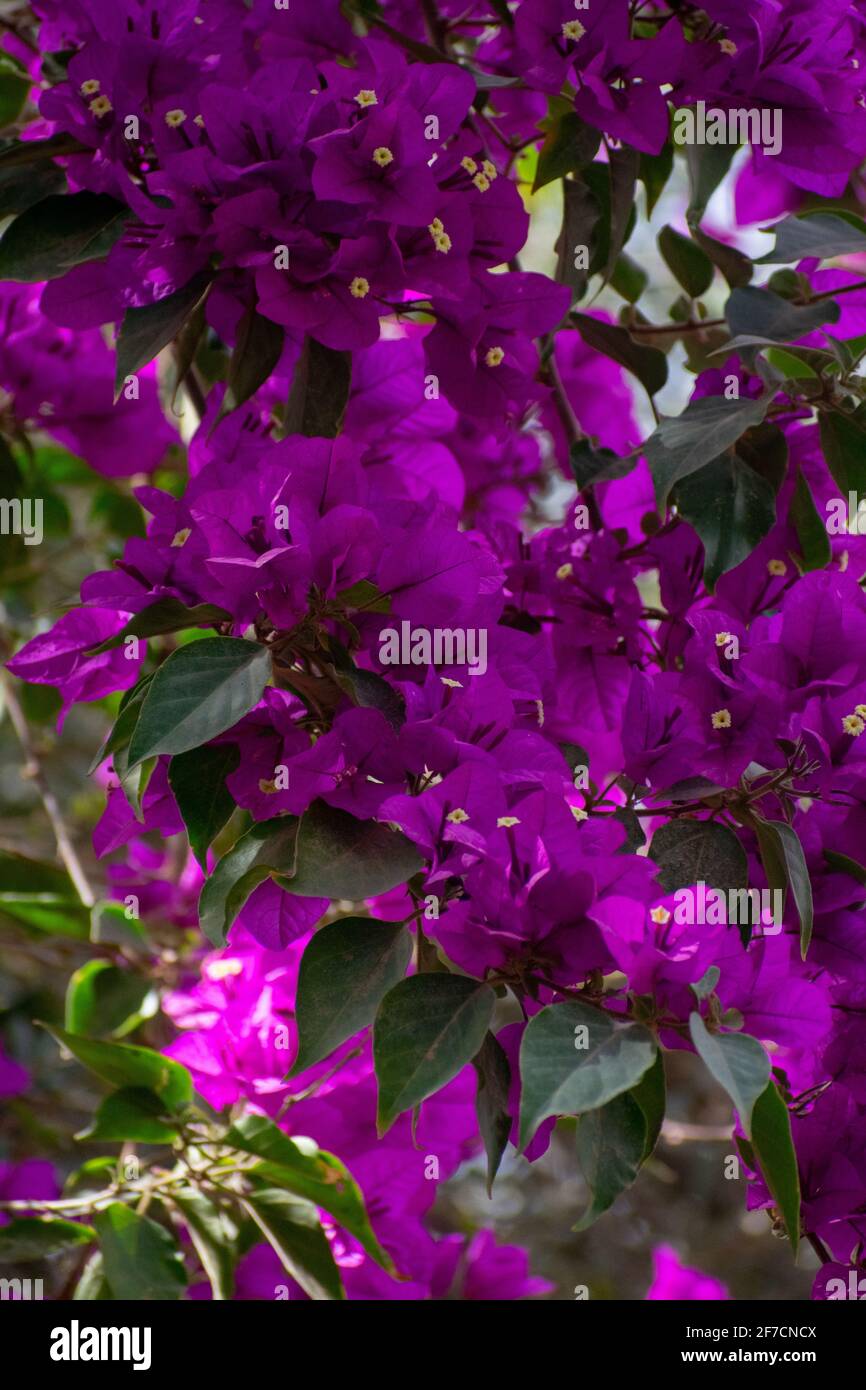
top-left (1, 673), bottom-right (95, 906)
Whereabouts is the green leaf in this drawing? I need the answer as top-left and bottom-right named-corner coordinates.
top-left (758, 212), bottom-right (866, 263)
top-left (87, 597), bottom-right (233, 653)
top-left (169, 1189), bottom-right (236, 1300)
top-left (114, 273), bottom-right (212, 395)
top-left (685, 142), bottom-right (737, 226)
top-left (572, 313), bottom-right (667, 399)
top-left (0, 1217), bottom-right (96, 1262)
top-left (284, 335), bottom-right (352, 438)
top-left (674, 451), bottom-right (777, 590)
top-left (818, 407), bottom-right (866, 495)
top-left (87, 673), bottom-right (153, 775)
top-left (658, 225), bottom-right (714, 299)
top-left (292, 917), bottom-right (412, 1075)
top-left (72, 1251), bottom-right (112, 1301)
top-left (649, 819), bottom-right (748, 894)
top-left (789, 469), bottom-right (831, 572)
top-left (94, 1204), bottom-right (187, 1300)
top-left (77, 1087), bottom-right (179, 1144)
top-left (688, 1013), bottom-right (770, 1140)
top-left (639, 144), bottom-right (673, 218)
top-left (168, 743), bottom-right (240, 871)
top-left (753, 819), bottom-right (813, 959)
top-left (374, 974), bottom-right (495, 1135)
top-left (631, 1048), bottom-right (666, 1160)
top-left (285, 801), bottom-right (423, 900)
top-left (0, 160), bottom-right (64, 219)
top-left (533, 111), bottom-right (599, 191)
top-left (65, 958), bottom-right (153, 1038)
top-left (609, 252), bottom-right (648, 305)
top-left (198, 816), bottom-right (298, 947)
top-left (44, 1027), bottom-right (193, 1111)
top-left (824, 849), bottom-right (866, 885)
top-left (239, 1189), bottom-right (344, 1301)
top-left (750, 1081), bottom-right (801, 1256)
top-left (553, 177), bottom-right (602, 303)
top-left (725, 285), bottom-right (841, 350)
top-left (645, 394), bottom-right (771, 510)
top-left (216, 306), bottom-right (284, 423)
top-left (473, 1031), bottom-right (512, 1195)
top-left (127, 637), bottom-right (272, 768)
top-left (573, 1091), bottom-right (647, 1230)
top-left (0, 892), bottom-right (90, 938)
top-left (0, 191), bottom-right (128, 282)
top-left (224, 1115), bottom-right (394, 1273)
top-left (603, 147), bottom-right (640, 285)
top-left (0, 56), bottom-right (31, 129)
top-left (0, 132), bottom-right (85, 169)
top-left (518, 1000), bottom-right (657, 1152)
top-left (569, 438), bottom-right (639, 491)
top-left (690, 225), bottom-right (753, 289)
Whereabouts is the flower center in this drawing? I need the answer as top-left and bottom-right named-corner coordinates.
top-left (354, 89), bottom-right (378, 107)
top-left (711, 708), bottom-right (732, 730)
top-left (485, 345), bottom-right (505, 367)
top-left (372, 146), bottom-right (393, 167)
top-left (349, 276), bottom-right (370, 299)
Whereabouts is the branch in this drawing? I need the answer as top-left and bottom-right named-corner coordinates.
top-left (1, 673), bottom-right (95, 907)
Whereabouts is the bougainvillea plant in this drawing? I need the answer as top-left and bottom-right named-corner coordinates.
top-left (2, 0), bottom-right (866, 1303)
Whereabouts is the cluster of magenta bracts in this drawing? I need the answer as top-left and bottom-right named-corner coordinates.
top-left (7, 0), bottom-right (866, 1299)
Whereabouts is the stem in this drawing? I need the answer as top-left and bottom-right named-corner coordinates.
top-left (0, 673), bottom-right (95, 907)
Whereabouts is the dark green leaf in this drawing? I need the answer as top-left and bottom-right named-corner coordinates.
top-left (473, 1031), bottom-right (512, 1195)
top-left (224, 1114), bottom-right (394, 1272)
top-left (750, 1081), bottom-right (801, 1255)
top-left (609, 252), bottom-right (648, 304)
top-left (0, 57), bottom-right (31, 129)
top-left (127, 637), bottom-right (271, 768)
top-left (688, 1013), bottom-right (770, 1140)
top-left (374, 974), bottom-right (494, 1135)
top-left (285, 801), bottom-right (423, 901)
top-left (789, 469), bottom-right (831, 572)
top-left (685, 142), bottom-right (737, 226)
top-left (0, 191), bottom-right (128, 282)
top-left (284, 335), bottom-right (351, 438)
top-left (645, 394), bottom-right (771, 509)
top-left (168, 743), bottom-right (240, 871)
top-left (533, 112), bottom-right (599, 191)
top-left (554, 177), bottom-right (601, 303)
top-left (169, 1189), bottom-right (236, 1300)
top-left (569, 438), bottom-right (639, 491)
top-left (292, 917), bottom-right (412, 1075)
top-left (725, 285), bottom-right (841, 349)
top-left (65, 958), bottom-right (152, 1038)
top-left (114, 273), bottom-right (212, 396)
top-left (44, 1027), bottom-right (192, 1111)
top-left (818, 407), bottom-right (866, 495)
top-left (603, 146), bottom-right (640, 285)
top-left (573, 1091), bottom-right (647, 1230)
top-left (0, 1217), bottom-right (95, 1262)
top-left (631, 1048), bottom-right (665, 1160)
top-left (0, 161), bottom-right (65, 218)
top-left (658, 225), bottom-right (714, 299)
top-left (758, 212), bottom-right (866, 264)
top-left (649, 819), bottom-right (748, 894)
top-left (88, 597), bottom-right (233, 653)
top-left (690, 225), bottom-right (752, 289)
top-left (217, 306), bottom-right (284, 423)
top-left (824, 849), bottom-right (866, 885)
top-left (674, 451), bottom-right (778, 589)
top-left (198, 817), bottom-right (298, 948)
top-left (572, 313), bottom-right (667, 399)
top-left (518, 1000), bottom-right (657, 1151)
top-left (77, 1087), bottom-right (179, 1144)
top-left (239, 1189), bottom-right (343, 1301)
top-left (94, 1204), bottom-right (187, 1301)
top-left (753, 819), bottom-right (813, 959)
top-left (639, 144), bottom-right (673, 218)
